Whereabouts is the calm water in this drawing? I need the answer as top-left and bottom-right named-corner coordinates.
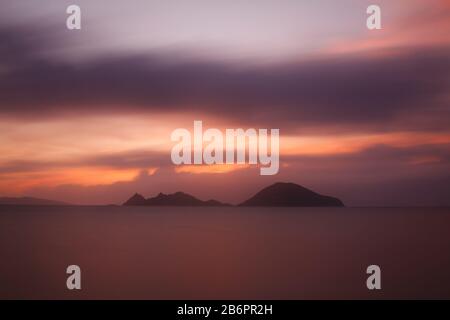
top-left (1, 205), bottom-right (450, 299)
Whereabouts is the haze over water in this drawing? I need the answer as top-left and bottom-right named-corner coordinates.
top-left (1, 205), bottom-right (449, 299)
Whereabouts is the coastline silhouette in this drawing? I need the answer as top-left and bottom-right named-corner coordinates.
top-left (0, 197), bottom-right (69, 206)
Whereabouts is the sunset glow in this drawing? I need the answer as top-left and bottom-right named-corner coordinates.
top-left (0, 0), bottom-right (449, 206)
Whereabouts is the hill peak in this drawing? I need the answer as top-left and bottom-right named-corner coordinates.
top-left (239, 182), bottom-right (344, 207)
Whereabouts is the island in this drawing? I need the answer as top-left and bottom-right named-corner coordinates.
top-left (123, 182), bottom-right (344, 207)
top-left (239, 182), bottom-right (344, 207)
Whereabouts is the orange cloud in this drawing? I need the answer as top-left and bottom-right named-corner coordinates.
top-left (174, 164), bottom-right (250, 174)
top-left (1, 110), bottom-right (449, 197)
top-left (325, 0), bottom-right (450, 56)
top-left (282, 132), bottom-right (450, 156)
top-left (0, 167), bottom-right (158, 195)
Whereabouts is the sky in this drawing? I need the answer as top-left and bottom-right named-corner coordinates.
top-left (0, 0), bottom-right (449, 206)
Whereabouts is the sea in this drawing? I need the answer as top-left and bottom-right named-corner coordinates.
top-left (1, 205), bottom-right (449, 299)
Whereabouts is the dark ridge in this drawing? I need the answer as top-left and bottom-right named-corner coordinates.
top-left (123, 192), bottom-right (229, 207)
top-left (123, 193), bottom-right (146, 206)
top-left (123, 183), bottom-right (343, 207)
top-left (239, 182), bottom-right (344, 207)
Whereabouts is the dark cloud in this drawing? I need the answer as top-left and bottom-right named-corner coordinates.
top-left (3, 141), bottom-right (449, 175)
top-left (0, 149), bottom-right (170, 174)
top-left (0, 24), bottom-right (449, 133)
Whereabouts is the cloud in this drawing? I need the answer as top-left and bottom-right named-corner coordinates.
top-left (1, 15), bottom-right (449, 206)
top-left (0, 149), bottom-right (169, 174)
top-left (0, 24), bottom-right (449, 134)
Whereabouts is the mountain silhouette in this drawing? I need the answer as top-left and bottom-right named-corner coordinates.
top-left (123, 192), bottom-right (229, 206)
top-left (239, 182), bottom-right (344, 207)
top-left (124, 193), bottom-right (146, 205)
top-left (0, 196), bottom-right (69, 206)
top-left (124, 182), bottom-right (343, 207)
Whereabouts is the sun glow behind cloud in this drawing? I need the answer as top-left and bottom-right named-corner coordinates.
top-left (0, 0), bottom-right (449, 205)
top-left (1, 110), bottom-right (449, 196)
top-left (175, 164), bottom-right (250, 174)
top-left (0, 167), bottom-right (152, 194)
